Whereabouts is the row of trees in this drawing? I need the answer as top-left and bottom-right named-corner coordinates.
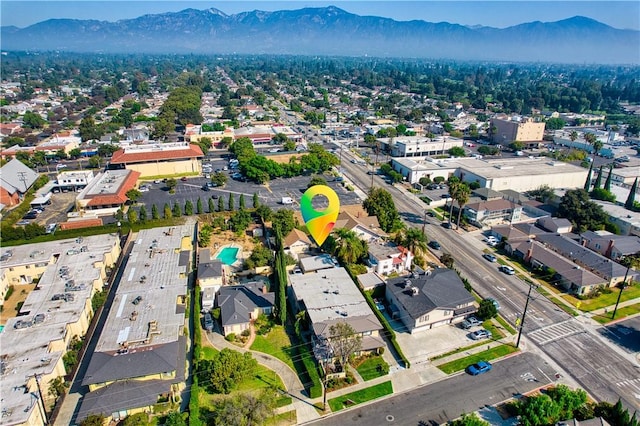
top-left (229, 138), bottom-right (339, 183)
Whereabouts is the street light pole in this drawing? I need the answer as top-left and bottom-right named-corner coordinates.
top-left (516, 283), bottom-right (538, 348)
top-left (422, 210), bottom-right (428, 234)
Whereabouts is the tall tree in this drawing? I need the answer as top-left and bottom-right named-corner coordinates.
top-left (362, 187), bottom-right (401, 232)
top-left (328, 322), bottom-right (362, 372)
top-left (558, 189), bottom-right (609, 233)
top-left (335, 228), bottom-right (368, 265)
top-left (625, 177), bottom-right (638, 210)
top-left (569, 130), bottom-right (578, 142)
top-left (184, 199), bottom-right (194, 216)
top-left (151, 204), bottom-right (159, 220)
top-left (455, 184), bottom-right (471, 229)
top-left (228, 193), bottom-right (235, 211)
top-left (196, 198), bottom-right (204, 214)
top-left (208, 198), bottom-right (215, 214)
top-left (273, 230), bottom-right (287, 325)
top-left (604, 164), bottom-right (613, 192)
top-left (394, 227), bottom-right (428, 258)
top-left (584, 161), bottom-right (594, 191)
top-left (163, 203), bottom-right (172, 219)
top-left (139, 205), bottom-right (147, 222)
top-left (593, 165), bottom-right (604, 190)
top-left (239, 194), bottom-right (246, 210)
top-left (253, 192), bottom-right (260, 209)
top-left (172, 202), bottom-right (182, 217)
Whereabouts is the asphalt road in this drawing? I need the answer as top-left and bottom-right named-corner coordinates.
top-left (338, 147), bottom-right (640, 410)
top-left (312, 352), bottom-right (556, 426)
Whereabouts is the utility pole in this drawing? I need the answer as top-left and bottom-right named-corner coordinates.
top-left (516, 283), bottom-right (538, 348)
top-left (29, 373), bottom-right (49, 424)
top-left (422, 210), bottom-right (428, 234)
top-left (17, 171), bottom-right (28, 193)
top-left (612, 261), bottom-right (633, 319)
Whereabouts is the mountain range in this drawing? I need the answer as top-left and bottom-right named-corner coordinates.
top-left (1, 6), bottom-right (639, 64)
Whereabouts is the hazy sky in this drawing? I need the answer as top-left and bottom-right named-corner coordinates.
top-left (2, 1), bottom-right (639, 31)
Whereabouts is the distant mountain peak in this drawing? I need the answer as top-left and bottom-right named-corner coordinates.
top-left (0, 6), bottom-right (637, 64)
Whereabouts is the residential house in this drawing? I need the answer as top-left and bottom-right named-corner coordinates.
top-left (536, 233), bottom-right (633, 288)
top-left (385, 269), bottom-right (476, 333)
top-left (464, 199), bottom-right (523, 227)
top-left (0, 159), bottom-right (39, 208)
top-left (489, 225), bottom-right (530, 247)
top-left (511, 239), bottom-right (605, 295)
top-left (579, 231), bottom-right (640, 261)
top-left (335, 211), bottom-right (387, 242)
top-left (537, 217), bottom-right (573, 234)
top-left (283, 228), bottom-right (313, 260)
top-left (288, 267), bottom-right (385, 364)
top-left (367, 241), bottom-right (413, 276)
top-left (197, 249), bottom-right (225, 310)
top-left (216, 282), bottom-right (274, 336)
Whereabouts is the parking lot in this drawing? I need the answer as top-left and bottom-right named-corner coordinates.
top-left (137, 173), bottom-right (362, 214)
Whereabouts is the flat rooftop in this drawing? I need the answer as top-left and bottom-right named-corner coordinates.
top-left (0, 234), bottom-right (120, 426)
top-left (94, 225), bottom-right (193, 353)
top-left (289, 267), bottom-right (374, 323)
top-left (81, 169), bottom-right (132, 198)
top-left (452, 157), bottom-right (587, 179)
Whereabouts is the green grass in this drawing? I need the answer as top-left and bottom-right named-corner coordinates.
top-left (495, 316), bottom-right (517, 335)
top-left (355, 356), bottom-right (389, 381)
top-left (562, 284), bottom-right (640, 311)
top-left (437, 344), bottom-right (520, 374)
top-left (430, 341), bottom-right (490, 361)
top-left (482, 320), bottom-right (505, 339)
top-left (264, 410), bottom-right (296, 426)
top-left (328, 381), bottom-right (393, 412)
top-left (535, 286), bottom-right (579, 316)
top-left (200, 346), bottom-right (219, 360)
top-left (250, 326), bottom-right (295, 370)
top-left (591, 303), bottom-right (640, 324)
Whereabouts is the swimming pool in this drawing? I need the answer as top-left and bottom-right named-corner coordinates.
top-left (216, 247), bottom-right (239, 265)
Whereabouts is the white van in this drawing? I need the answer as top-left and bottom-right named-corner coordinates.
top-left (281, 197), bottom-right (293, 205)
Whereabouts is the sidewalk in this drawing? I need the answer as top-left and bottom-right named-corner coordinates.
top-left (203, 331), bottom-right (320, 423)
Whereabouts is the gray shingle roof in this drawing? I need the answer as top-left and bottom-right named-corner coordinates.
top-left (82, 340), bottom-right (180, 386)
top-left (536, 233), bottom-right (631, 280)
top-left (76, 379), bottom-right (169, 421)
top-left (387, 269), bottom-right (475, 319)
top-left (0, 159), bottom-right (39, 194)
top-left (217, 282), bottom-right (274, 327)
top-left (197, 259), bottom-right (223, 279)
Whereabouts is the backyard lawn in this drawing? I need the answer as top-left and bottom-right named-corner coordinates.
top-left (437, 344), bottom-right (519, 374)
top-left (562, 284), bottom-right (640, 312)
top-left (250, 325), bottom-right (296, 370)
top-left (328, 381), bottom-right (393, 412)
top-left (354, 355), bottom-right (389, 381)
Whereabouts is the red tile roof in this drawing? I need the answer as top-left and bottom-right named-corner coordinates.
top-left (86, 170), bottom-right (140, 207)
top-left (60, 218), bottom-right (103, 230)
top-left (110, 144), bottom-right (204, 164)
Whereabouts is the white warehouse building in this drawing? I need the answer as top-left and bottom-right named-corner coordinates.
top-left (391, 157), bottom-right (588, 192)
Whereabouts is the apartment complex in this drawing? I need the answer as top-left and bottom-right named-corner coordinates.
top-left (0, 235), bottom-right (120, 426)
top-left (77, 225), bottom-right (194, 423)
top-left (490, 116), bottom-right (545, 144)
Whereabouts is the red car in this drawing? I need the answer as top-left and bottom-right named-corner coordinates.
top-left (180, 177), bottom-right (187, 182)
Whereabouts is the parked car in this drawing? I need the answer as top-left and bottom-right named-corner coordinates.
top-left (204, 313), bottom-right (214, 332)
top-left (180, 177), bottom-right (188, 182)
top-left (441, 222), bottom-right (452, 229)
top-left (460, 316), bottom-right (482, 329)
top-left (470, 329), bottom-right (492, 340)
top-left (202, 185), bottom-right (211, 191)
top-left (466, 361), bottom-right (492, 375)
top-left (17, 220), bottom-right (30, 226)
top-left (484, 236), bottom-right (497, 243)
top-left (499, 265), bottom-right (515, 275)
top-left (45, 223), bottom-right (57, 234)
top-left (132, 296), bottom-right (142, 305)
top-left (426, 211), bottom-right (435, 217)
top-left (428, 241), bottom-right (441, 250)
top-left (483, 253), bottom-right (497, 262)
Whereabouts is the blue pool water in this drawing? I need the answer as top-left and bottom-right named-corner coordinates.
top-left (216, 247), bottom-right (239, 265)
top-left (0, 325), bottom-right (4, 333)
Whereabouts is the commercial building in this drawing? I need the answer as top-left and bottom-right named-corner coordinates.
top-left (75, 169), bottom-right (140, 217)
top-left (77, 225), bottom-right (194, 423)
top-left (380, 136), bottom-right (464, 158)
top-left (0, 235), bottom-right (120, 426)
top-left (109, 142), bottom-right (203, 177)
top-left (55, 170), bottom-right (95, 192)
top-left (391, 157), bottom-right (588, 192)
top-left (490, 116), bottom-right (545, 144)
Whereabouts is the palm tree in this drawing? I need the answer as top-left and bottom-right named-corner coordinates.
top-left (335, 228), bottom-right (368, 265)
top-left (584, 133), bottom-right (603, 156)
top-left (447, 181), bottom-right (460, 226)
top-left (394, 226), bottom-right (428, 258)
top-left (455, 184), bottom-right (471, 229)
top-left (569, 130), bottom-right (578, 142)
